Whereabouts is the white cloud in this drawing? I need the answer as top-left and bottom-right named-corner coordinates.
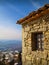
top-left (0, 25), bottom-right (22, 40)
top-left (30, 0), bottom-right (41, 9)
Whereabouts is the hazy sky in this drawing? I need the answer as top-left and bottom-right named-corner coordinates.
top-left (0, 0), bottom-right (49, 40)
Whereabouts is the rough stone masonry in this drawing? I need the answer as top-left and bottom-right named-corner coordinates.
top-left (17, 4), bottom-right (49, 65)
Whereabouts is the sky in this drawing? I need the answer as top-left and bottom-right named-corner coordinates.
top-left (0, 0), bottom-right (49, 40)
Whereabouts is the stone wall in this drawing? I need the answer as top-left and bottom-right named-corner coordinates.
top-left (22, 14), bottom-right (49, 65)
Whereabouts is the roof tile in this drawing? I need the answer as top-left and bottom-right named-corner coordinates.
top-left (17, 4), bottom-right (49, 24)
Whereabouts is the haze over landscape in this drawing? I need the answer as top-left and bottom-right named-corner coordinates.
top-left (0, 0), bottom-right (49, 51)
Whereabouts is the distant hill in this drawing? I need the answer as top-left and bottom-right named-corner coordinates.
top-left (0, 40), bottom-right (22, 52)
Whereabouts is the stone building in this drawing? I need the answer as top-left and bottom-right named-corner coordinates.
top-left (17, 4), bottom-right (49, 65)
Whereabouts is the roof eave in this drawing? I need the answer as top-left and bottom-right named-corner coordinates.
top-left (16, 4), bottom-right (49, 24)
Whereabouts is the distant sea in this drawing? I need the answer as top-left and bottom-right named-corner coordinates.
top-left (0, 40), bottom-right (22, 52)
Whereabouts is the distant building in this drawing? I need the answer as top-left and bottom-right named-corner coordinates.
top-left (17, 4), bottom-right (49, 65)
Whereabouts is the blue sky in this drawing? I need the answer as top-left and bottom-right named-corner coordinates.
top-left (0, 0), bottom-right (49, 40)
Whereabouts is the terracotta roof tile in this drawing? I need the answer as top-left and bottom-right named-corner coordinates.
top-left (17, 4), bottom-right (49, 24)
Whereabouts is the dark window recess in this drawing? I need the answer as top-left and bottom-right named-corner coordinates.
top-left (31, 32), bottom-right (44, 51)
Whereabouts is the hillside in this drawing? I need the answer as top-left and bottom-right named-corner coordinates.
top-left (0, 40), bottom-right (22, 51)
